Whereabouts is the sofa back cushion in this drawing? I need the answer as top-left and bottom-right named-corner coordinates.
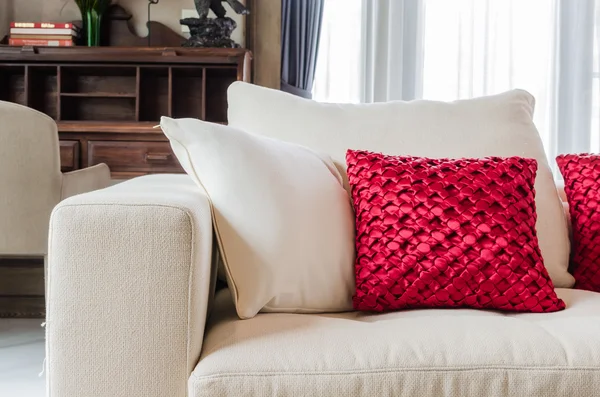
top-left (227, 82), bottom-right (574, 288)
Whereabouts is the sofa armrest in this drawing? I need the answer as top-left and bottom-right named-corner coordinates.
top-left (47, 174), bottom-right (215, 397)
top-left (61, 163), bottom-right (112, 199)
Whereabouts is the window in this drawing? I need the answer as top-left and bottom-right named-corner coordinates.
top-left (420, 0), bottom-right (556, 153)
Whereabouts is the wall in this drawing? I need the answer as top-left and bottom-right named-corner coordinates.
top-left (3, 0), bottom-right (245, 45)
top-left (0, 1), bottom-right (14, 39)
top-left (246, 0), bottom-right (280, 89)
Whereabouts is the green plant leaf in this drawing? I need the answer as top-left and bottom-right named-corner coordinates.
top-left (75, 0), bottom-right (111, 14)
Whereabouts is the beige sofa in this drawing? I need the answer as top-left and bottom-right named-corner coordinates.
top-left (46, 87), bottom-right (600, 397)
top-left (45, 175), bottom-right (600, 397)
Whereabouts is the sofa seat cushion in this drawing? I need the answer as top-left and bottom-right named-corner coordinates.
top-left (190, 289), bottom-right (600, 397)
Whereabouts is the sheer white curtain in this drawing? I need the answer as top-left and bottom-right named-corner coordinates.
top-left (313, 0), bottom-right (600, 162)
top-left (360, 0), bottom-right (424, 102)
top-left (313, 0), bottom-right (424, 103)
top-left (312, 0), bottom-right (363, 103)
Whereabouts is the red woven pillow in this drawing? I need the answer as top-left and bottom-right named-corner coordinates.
top-left (557, 154), bottom-right (600, 292)
top-left (347, 150), bottom-right (565, 313)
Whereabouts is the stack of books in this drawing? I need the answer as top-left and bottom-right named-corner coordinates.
top-left (8, 22), bottom-right (80, 47)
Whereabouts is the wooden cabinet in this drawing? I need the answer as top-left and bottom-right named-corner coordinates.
top-left (0, 46), bottom-right (251, 179)
top-left (0, 257), bottom-right (45, 318)
top-left (88, 141), bottom-right (182, 175)
top-left (59, 141), bottom-right (80, 172)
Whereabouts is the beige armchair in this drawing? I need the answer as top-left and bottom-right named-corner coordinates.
top-left (0, 101), bottom-right (111, 257)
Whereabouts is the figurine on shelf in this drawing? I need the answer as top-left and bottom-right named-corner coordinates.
top-left (181, 0), bottom-right (249, 48)
top-left (195, 0), bottom-right (249, 19)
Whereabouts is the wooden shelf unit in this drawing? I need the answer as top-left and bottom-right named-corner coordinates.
top-left (0, 46), bottom-right (251, 179)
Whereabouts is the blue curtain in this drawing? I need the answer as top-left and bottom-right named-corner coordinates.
top-left (281, 0), bottom-right (324, 99)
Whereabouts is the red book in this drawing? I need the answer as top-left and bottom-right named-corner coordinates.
top-left (11, 22), bottom-right (80, 31)
top-left (8, 38), bottom-right (74, 47)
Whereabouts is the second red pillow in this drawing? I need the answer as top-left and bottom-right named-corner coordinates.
top-left (347, 150), bottom-right (564, 313)
top-left (557, 154), bottom-right (600, 292)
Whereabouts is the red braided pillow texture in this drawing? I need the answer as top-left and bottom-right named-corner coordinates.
top-left (347, 150), bottom-right (565, 313)
top-left (557, 154), bottom-right (600, 292)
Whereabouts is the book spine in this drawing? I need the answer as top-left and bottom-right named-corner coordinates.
top-left (9, 28), bottom-right (78, 36)
top-left (10, 22), bottom-right (78, 30)
top-left (8, 38), bottom-right (74, 47)
top-left (10, 35), bottom-right (75, 40)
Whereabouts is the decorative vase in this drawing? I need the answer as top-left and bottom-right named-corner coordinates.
top-left (75, 0), bottom-right (111, 47)
top-left (84, 9), bottom-right (103, 46)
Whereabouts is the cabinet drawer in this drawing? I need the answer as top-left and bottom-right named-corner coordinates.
top-left (88, 141), bottom-right (183, 175)
top-left (0, 262), bottom-right (45, 296)
top-left (59, 140), bottom-right (80, 172)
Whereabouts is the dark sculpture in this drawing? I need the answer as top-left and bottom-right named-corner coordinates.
top-left (181, 0), bottom-right (249, 48)
top-left (195, 0), bottom-right (249, 20)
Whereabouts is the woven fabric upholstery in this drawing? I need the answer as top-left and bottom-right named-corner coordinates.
top-left (191, 288), bottom-right (600, 397)
top-left (47, 175), bottom-right (214, 397)
top-left (557, 154), bottom-right (600, 292)
top-left (347, 150), bottom-right (565, 313)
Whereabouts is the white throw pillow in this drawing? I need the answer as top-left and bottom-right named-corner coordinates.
top-left (227, 82), bottom-right (574, 288)
top-left (160, 117), bottom-right (356, 319)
